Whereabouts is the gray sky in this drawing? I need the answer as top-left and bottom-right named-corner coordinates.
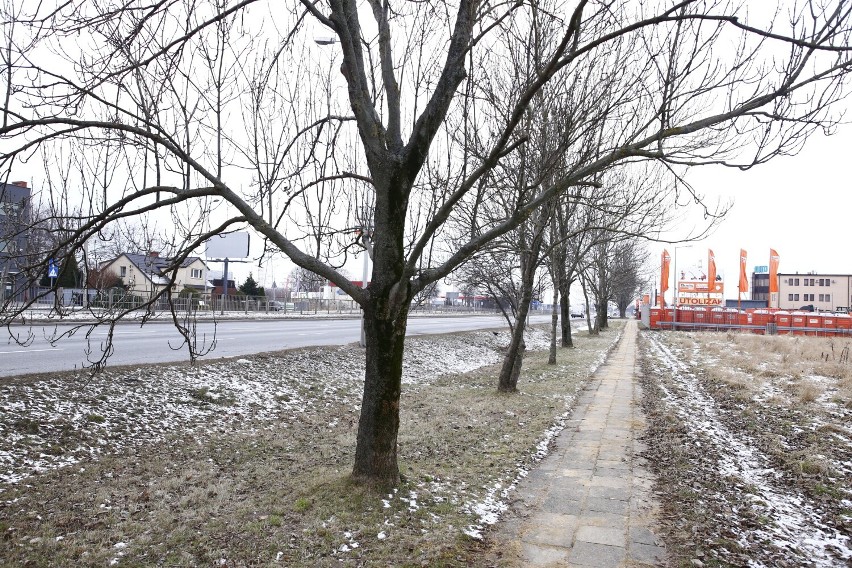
top-left (249, 121), bottom-right (852, 296)
top-left (655, 121), bottom-right (852, 303)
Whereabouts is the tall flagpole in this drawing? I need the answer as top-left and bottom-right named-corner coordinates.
top-left (738, 249), bottom-right (747, 312)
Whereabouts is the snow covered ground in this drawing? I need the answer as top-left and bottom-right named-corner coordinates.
top-left (0, 329), bottom-right (525, 488)
top-left (640, 330), bottom-right (852, 567)
top-left (0, 322), bottom-right (616, 566)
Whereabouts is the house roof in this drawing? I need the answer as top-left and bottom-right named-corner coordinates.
top-left (122, 253), bottom-right (207, 274)
top-left (101, 253), bottom-right (208, 285)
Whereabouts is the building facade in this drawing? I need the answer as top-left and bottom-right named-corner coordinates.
top-left (99, 252), bottom-right (210, 297)
top-left (776, 273), bottom-right (852, 312)
top-left (751, 272), bottom-right (770, 303)
top-left (0, 181), bottom-right (31, 301)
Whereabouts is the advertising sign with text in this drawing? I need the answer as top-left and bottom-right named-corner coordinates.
top-left (677, 297), bottom-right (723, 306)
top-left (677, 280), bottom-right (724, 294)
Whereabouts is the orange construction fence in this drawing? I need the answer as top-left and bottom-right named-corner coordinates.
top-left (646, 307), bottom-right (852, 336)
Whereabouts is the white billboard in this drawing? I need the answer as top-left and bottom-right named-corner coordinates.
top-left (205, 232), bottom-right (250, 259)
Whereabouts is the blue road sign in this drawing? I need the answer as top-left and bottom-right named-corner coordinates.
top-left (48, 259), bottom-right (59, 278)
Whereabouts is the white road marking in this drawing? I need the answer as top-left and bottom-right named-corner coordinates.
top-left (0, 348), bottom-right (62, 354)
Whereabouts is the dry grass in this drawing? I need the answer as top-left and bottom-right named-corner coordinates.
top-left (659, 336), bottom-right (850, 493)
top-left (0, 323), bottom-right (622, 567)
top-left (707, 332), bottom-right (852, 428)
top-left (717, 334), bottom-right (852, 408)
top-left (797, 380), bottom-right (823, 403)
top-left (838, 376), bottom-right (852, 407)
top-left (704, 365), bottom-right (753, 392)
top-left (639, 329), bottom-right (852, 567)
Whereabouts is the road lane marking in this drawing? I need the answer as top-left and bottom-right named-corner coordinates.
top-left (0, 348), bottom-right (63, 354)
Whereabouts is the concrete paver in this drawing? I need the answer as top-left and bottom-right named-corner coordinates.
top-left (491, 320), bottom-right (666, 566)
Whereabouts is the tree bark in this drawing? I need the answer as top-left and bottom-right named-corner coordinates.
top-left (548, 282), bottom-right (558, 364)
top-left (596, 300), bottom-right (608, 330)
top-left (559, 275), bottom-right (573, 348)
top-left (498, 297), bottom-right (530, 392)
top-left (352, 298), bottom-right (410, 486)
top-left (581, 276), bottom-right (597, 336)
top-left (498, 251), bottom-right (536, 391)
top-left (596, 268), bottom-right (609, 330)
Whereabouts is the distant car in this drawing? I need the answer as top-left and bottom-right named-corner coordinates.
top-left (269, 301), bottom-right (295, 312)
top-left (570, 311), bottom-right (584, 318)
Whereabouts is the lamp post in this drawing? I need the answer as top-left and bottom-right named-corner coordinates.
top-left (673, 245), bottom-right (693, 330)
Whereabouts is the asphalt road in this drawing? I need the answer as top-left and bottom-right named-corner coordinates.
top-left (0, 314), bottom-right (555, 378)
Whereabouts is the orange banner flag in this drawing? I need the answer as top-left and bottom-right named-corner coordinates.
top-left (769, 249), bottom-right (780, 294)
top-left (707, 249), bottom-right (716, 285)
top-left (739, 249), bottom-right (748, 293)
top-left (769, 249), bottom-right (781, 294)
top-left (660, 249), bottom-right (671, 307)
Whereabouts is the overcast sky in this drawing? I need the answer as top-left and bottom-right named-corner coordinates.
top-left (651, 119), bottom-right (852, 303)
top-left (247, 122), bottom-right (852, 296)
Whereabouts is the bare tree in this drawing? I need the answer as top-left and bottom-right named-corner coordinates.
top-left (611, 241), bottom-right (649, 318)
top-left (410, 280), bottom-right (439, 310)
top-left (290, 266), bottom-right (327, 293)
top-left (1, 1), bottom-right (850, 486)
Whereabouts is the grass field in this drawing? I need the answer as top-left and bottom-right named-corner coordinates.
top-left (1, 323), bottom-right (620, 567)
top-left (639, 330), bottom-right (852, 567)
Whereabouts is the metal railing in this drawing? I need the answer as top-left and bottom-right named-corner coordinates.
top-left (18, 287), bottom-right (533, 317)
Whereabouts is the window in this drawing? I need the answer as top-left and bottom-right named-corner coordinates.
top-left (191, 268), bottom-right (202, 279)
top-left (819, 294), bottom-right (825, 302)
top-left (826, 294), bottom-right (831, 303)
top-left (809, 278), bottom-right (815, 286)
top-left (793, 278), bottom-right (800, 286)
top-left (0, 201), bottom-right (19, 217)
top-left (788, 294), bottom-right (795, 301)
top-left (119, 266), bottom-right (127, 277)
top-left (794, 294), bottom-right (800, 301)
top-left (804, 293), bottom-right (814, 302)
top-left (804, 279), bottom-right (809, 286)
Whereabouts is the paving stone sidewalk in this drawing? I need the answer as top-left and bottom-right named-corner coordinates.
top-left (490, 320), bottom-right (666, 567)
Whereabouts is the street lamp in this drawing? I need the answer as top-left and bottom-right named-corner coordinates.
top-left (673, 245), bottom-right (693, 330)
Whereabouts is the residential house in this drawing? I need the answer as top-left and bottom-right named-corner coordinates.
top-left (0, 181), bottom-right (31, 300)
top-left (209, 277), bottom-right (237, 297)
top-left (99, 252), bottom-right (210, 298)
